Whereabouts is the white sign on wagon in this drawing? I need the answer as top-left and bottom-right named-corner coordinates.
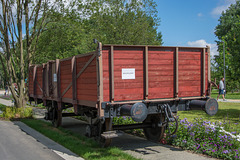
top-left (122, 68), bottom-right (135, 79)
top-left (53, 73), bottom-right (57, 82)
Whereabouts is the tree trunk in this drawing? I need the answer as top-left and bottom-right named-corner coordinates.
top-left (0, 0), bottom-right (53, 109)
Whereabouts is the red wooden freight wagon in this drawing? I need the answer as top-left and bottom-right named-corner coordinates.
top-left (28, 42), bottom-right (218, 147)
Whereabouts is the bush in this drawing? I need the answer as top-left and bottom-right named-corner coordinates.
top-left (0, 104), bottom-right (32, 119)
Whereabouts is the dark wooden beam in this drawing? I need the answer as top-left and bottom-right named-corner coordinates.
top-left (33, 65), bottom-right (37, 98)
top-left (144, 46), bottom-right (149, 100)
top-left (175, 47), bottom-right (179, 98)
top-left (56, 59), bottom-right (61, 105)
top-left (110, 45), bottom-right (115, 102)
top-left (203, 48), bottom-right (206, 96)
top-left (72, 56), bottom-right (78, 114)
top-left (207, 46), bottom-right (211, 95)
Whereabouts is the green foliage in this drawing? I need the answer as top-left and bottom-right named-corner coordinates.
top-left (86, 0), bottom-right (162, 45)
top-left (21, 119), bottom-right (139, 160)
top-left (0, 104), bottom-right (5, 112)
top-left (113, 116), bottom-right (145, 137)
top-left (0, 104), bottom-right (32, 119)
top-left (214, 1), bottom-right (240, 92)
top-left (33, 0), bottom-right (162, 64)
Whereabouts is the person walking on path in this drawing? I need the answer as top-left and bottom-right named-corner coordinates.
top-left (217, 77), bottom-right (226, 101)
top-left (4, 85), bottom-right (8, 96)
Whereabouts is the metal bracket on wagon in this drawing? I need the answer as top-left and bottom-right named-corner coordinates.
top-left (160, 104), bottom-right (175, 123)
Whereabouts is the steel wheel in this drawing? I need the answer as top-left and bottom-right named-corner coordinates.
top-left (143, 114), bottom-right (165, 142)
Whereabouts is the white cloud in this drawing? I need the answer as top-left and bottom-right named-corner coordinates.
top-left (197, 13), bottom-right (203, 17)
top-left (187, 39), bottom-right (218, 57)
top-left (211, 0), bottom-right (236, 16)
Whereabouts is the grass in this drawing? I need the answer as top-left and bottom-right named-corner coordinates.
top-left (178, 102), bottom-right (240, 133)
top-left (21, 119), bottom-right (139, 160)
top-left (211, 89), bottom-right (240, 99)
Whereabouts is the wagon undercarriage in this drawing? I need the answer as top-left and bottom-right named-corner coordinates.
top-left (33, 96), bottom-right (217, 147)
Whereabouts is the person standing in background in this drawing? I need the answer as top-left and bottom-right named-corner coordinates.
top-left (217, 77), bottom-right (226, 101)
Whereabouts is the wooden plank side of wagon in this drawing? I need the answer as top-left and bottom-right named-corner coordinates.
top-left (29, 65), bottom-right (44, 99)
top-left (101, 44), bottom-right (210, 105)
top-left (52, 52), bottom-right (99, 111)
top-left (178, 48), bottom-right (202, 97)
top-left (102, 46), bottom-right (145, 102)
top-left (36, 66), bottom-right (43, 97)
top-left (148, 47), bottom-right (175, 99)
top-left (28, 66), bottom-right (34, 97)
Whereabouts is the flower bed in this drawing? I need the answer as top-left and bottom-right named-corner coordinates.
top-left (113, 117), bottom-right (240, 159)
top-left (167, 118), bottom-right (240, 159)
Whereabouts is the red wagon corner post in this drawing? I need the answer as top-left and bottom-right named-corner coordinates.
top-left (97, 42), bottom-right (105, 118)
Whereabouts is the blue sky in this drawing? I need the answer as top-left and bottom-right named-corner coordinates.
top-left (155, 0), bottom-right (236, 56)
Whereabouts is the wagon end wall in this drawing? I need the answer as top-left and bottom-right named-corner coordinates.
top-left (101, 45), bottom-right (210, 103)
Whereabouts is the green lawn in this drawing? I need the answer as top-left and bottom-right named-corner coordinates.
top-left (178, 102), bottom-right (240, 133)
top-left (211, 89), bottom-right (240, 99)
top-left (21, 119), bottom-right (139, 160)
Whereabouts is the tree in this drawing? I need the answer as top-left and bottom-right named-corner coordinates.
top-left (33, 0), bottom-right (163, 64)
top-left (32, 11), bottom-right (94, 63)
top-left (0, 0), bottom-right (56, 108)
top-left (214, 1), bottom-right (240, 92)
top-left (86, 0), bottom-right (162, 45)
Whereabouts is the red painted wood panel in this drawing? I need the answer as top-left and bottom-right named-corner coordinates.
top-left (205, 52), bottom-right (209, 95)
top-left (60, 59), bottom-right (72, 99)
top-left (102, 46), bottom-right (144, 101)
top-left (114, 47), bottom-right (144, 101)
top-left (76, 56), bottom-right (97, 102)
top-left (36, 66), bottom-right (43, 95)
top-left (28, 67), bottom-right (34, 95)
top-left (148, 48), bottom-right (174, 99)
top-left (58, 55), bottom-right (98, 101)
top-left (178, 49), bottom-right (202, 97)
